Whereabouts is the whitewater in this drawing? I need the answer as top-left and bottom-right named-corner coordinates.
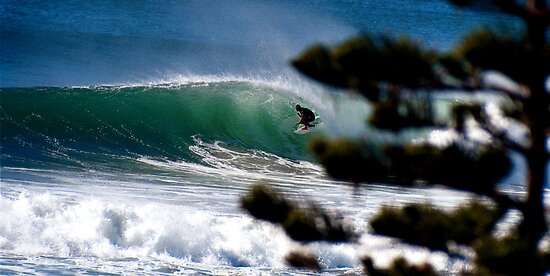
top-left (1, 0), bottom-right (545, 275)
top-left (1, 79), bottom-right (475, 274)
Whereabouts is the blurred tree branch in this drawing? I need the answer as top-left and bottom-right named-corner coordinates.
top-left (241, 0), bottom-right (550, 273)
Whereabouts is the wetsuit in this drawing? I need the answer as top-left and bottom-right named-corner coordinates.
top-left (298, 108), bottom-right (315, 126)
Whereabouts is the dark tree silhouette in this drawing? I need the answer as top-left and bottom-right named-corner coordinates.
top-left (241, 0), bottom-right (550, 274)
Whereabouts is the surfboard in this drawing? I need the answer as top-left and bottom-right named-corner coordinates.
top-left (294, 127), bottom-right (311, 134)
top-left (294, 124), bottom-right (318, 134)
top-left (294, 116), bottom-right (321, 134)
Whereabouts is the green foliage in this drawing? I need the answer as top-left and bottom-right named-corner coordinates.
top-left (474, 230), bottom-right (550, 275)
top-left (455, 29), bottom-right (550, 85)
top-left (285, 250), bottom-right (321, 271)
top-left (370, 204), bottom-right (451, 250)
top-left (292, 35), bottom-right (438, 100)
top-left (290, 44), bottom-right (348, 89)
top-left (362, 256), bottom-right (438, 276)
top-left (436, 54), bottom-right (473, 84)
top-left (240, 183), bottom-right (292, 224)
top-left (369, 98), bottom-right (436, 130)
top-left (451, 200), bottom-right (506, 244)
top-left (451, 103), bottom-right (482, 132)
top-left (308, 137), bottom-right (389, 183)
top-left (332, 35), bottom-right (438, 87)
top-left (283, 208), bottom-right (326, 241)
top-left (309, 135), bottom-right (510, 192)
top-left (240, 182), bottom-right (356, 243)
top-left (378, 37), bottom-right (437, 87)
top-left (370, 200), bottom-right (503, 251)
top-left (386, 142), bottom-right (511, 193)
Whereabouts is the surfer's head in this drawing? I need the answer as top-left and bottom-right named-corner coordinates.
top-left (295, 104), bottom-right (302, 111)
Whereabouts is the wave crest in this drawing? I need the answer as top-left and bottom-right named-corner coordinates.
top-left (0, 81), bottom-right (311, 170)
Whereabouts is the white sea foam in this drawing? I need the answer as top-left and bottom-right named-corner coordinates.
top-left (0, 132), bottom-right (477, 274)
top-left (0, 190), bottom-right (474, 274)
top-left (0, 192), bottom-right (294, 267)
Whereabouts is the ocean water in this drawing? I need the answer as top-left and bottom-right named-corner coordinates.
top-left (0, 0), bottom-right (544, 274)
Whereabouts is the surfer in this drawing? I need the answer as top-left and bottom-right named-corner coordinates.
top-left (295, 104), bottom-right (315, 130)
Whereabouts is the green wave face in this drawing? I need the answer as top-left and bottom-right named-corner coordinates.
top-left (1, 82), bottom-right (309, 170)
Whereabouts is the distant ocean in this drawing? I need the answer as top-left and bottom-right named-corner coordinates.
top-left (0, 0), bottom-right (541, 274)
